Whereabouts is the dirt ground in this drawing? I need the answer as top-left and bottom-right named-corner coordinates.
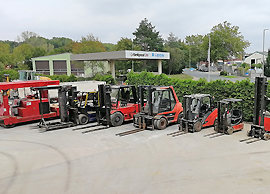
top-left (0, 121), bottom-right (270, 194)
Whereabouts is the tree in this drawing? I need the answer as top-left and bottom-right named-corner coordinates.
top-left (12, 44), bottom-right (33, 69)
top-left (265, 49), bottom-right (270, 76)
top-left (103, 43), bottom-right (116, 51)
top-left (48, 37), bottom-right (73, 49)
top-left (133, 18), bottom-right (164, 51)
top-left (185, 34), bottom-right (206, 66)
top-left (164, 33), bottom-right (186, 74)
top-left (85, 61), bottom-right (105, 77)
top-left (0, 42), bottom-right (12, 68)
top-left (16, 31), bottom-right (39, 43)
top-left (202, 21), bottom-right (250, 62)
top-left (72, 34), bottom-right (106, 54)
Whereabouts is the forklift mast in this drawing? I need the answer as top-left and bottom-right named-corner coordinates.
top-left (253, 77), bottom-right (268, 127)
top-left (97, 84), bottom-right (112, 126)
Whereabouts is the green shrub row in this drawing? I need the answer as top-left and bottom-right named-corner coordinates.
top-left (126, 71), bottom-right (255, 121)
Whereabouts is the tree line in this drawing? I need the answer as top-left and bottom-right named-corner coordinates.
top-left (0, 19), bottom-right (250, 75)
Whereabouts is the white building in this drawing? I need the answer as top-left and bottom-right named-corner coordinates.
top-left (244, 51), bottom-right (267, 64)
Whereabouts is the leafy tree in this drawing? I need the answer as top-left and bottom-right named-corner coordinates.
top-left (12, 44), bottom-right (33, 69)
top-left (103, 43), bottom-right (115, 51)
top-left (16, 31), bottom-right (39, 43)
top-left (0, 40), bottom-right (19, 51)
top-left (0, 69), bottom-right (19, 81)
top-left (185, 34), bottom-right (206, 65)
top-left (164, 47), bottom-right (185, 74)
top-left (32, 47), bottom-right (47, 58)
top-left (265, 49), bottom-right (270, 76)
top-left (114, 38), bottom-right (141, 72)
top-left (72, 34), bottom-right (106, 54)
top-left (163, 33), bottom-right (186, 74)
top-left (202, 21), bottom-right (250, 62)
top-left (133, 18), bottom-right (164, 51)
top-left (48, 37), bottom-right (73, 49)
top-left (85, 61), bottom-right (105, 77)
top-left (0, 42), bottom-right (12, 66)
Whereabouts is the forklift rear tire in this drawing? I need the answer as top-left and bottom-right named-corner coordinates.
top-left (111, 112), bottom-right (124, 127)
top-left (156, 118), bottom-right (167, 130)
top-left (193, 121), bottom-right (202, 132)
top-left (78, 114), bottom-right (89, 125)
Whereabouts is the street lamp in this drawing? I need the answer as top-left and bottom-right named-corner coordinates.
top-left (262, 29), bottom-right (269, 75)
top-left (208, 34), bottom-right (211, 82)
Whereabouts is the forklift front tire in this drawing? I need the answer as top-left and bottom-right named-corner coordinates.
top-left (227, 127), bottom-right (234, 135)
top-left (193, 121), bottom-right (202, 132)
top-left (78, 114), bottom-right (89, 125)
top-left (156, 118), bottom-right (167, 130)
top-left (177, 112), bottom-right (184, 123)
top-left (263, 133), bottom-right (270, 140)
top-left (214, 119), bottom-right (218, 132)
top-left (111, 112), bottom-right (124, 127)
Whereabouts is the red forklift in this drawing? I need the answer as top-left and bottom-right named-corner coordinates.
top-left (168, 94), bottom-right (217, 137)
top-left (0, 80), bottom-right (60, 127)
top-left (205, 98), bottom-right (244, 138)
top-left (240, 77), bottom-right (270, 144)
top-left (116, 85), bottom-right (183, 136)
top-left (77, 84), bottom-right (140, 134)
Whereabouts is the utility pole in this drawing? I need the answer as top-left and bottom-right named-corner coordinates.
top-left (189, 45), bottom-right (191, 69)
top-left (262, 29), bottom-right (269, 76)
top-left (208, 34), bottom-right (211, 82)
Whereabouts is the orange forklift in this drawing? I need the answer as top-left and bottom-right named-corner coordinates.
top-left (116, 85), bottom-right (183, 136)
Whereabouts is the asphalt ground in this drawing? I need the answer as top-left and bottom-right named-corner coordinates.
top-left (0, 121), bottom-right (270, 194)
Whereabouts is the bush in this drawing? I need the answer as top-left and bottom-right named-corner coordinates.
top-left (220, 71), bottom-right (228, 76)
top-left (0, 69), bottom-right (19, 82)
top-left (241, 63), bottom-right (250, 68)
top-left (126, 71), bottom-right (255, 121)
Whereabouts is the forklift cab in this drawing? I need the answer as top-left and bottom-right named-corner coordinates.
top-left (133, 85), bottom-right (182, 130)
top-left (183, 94), bottom-right (215, 121)
top-left (215, 98), bottom-right (244, 135)
top-left (110, 85), bottom-right (137, 108)
top-left (151, 88), bottom-right (177, 114)
top-left (180, 94), bottom-right (217, 132)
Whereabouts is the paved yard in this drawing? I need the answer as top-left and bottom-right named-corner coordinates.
top-left (0, 121), bottom-right (270, 194)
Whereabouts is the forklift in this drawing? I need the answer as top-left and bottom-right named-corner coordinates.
top-left (32, 85), bottom-right (80, 132)
top-left (76, 84), bottom-right (139, 134)
top-left (240, 77), bottom-right (270, 144)
top-left (205, 98), bottom-right (244, 138)
top-left (116, 85), bottom-right (183, 136)
top-left (168, 94), bottom-right (217, 137)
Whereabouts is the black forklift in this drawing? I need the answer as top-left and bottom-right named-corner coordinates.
top-left (32, 85), bottom-right (79, 132)
top-left (168, 94), bottom-right (217, 137)
top-left (116, 85), bottom-right (183, 136)
top-left (240, 77), bottom-right (270, 144)
top-left (205, 98), bottom-right (244, 138)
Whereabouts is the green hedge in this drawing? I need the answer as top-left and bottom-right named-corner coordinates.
top-left (126, 71), bottom-right (255, 121)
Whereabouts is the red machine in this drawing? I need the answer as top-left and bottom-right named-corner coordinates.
top-left (116, 85), bottom-right (183, 136)
top-left (0, 80), bottom-right (60, 127)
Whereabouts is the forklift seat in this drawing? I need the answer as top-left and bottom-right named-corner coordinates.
top-left (231, 109), bottom-right (241, 118)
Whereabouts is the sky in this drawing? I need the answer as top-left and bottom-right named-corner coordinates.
top-left (1, 0), bottom-right (270, 53)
